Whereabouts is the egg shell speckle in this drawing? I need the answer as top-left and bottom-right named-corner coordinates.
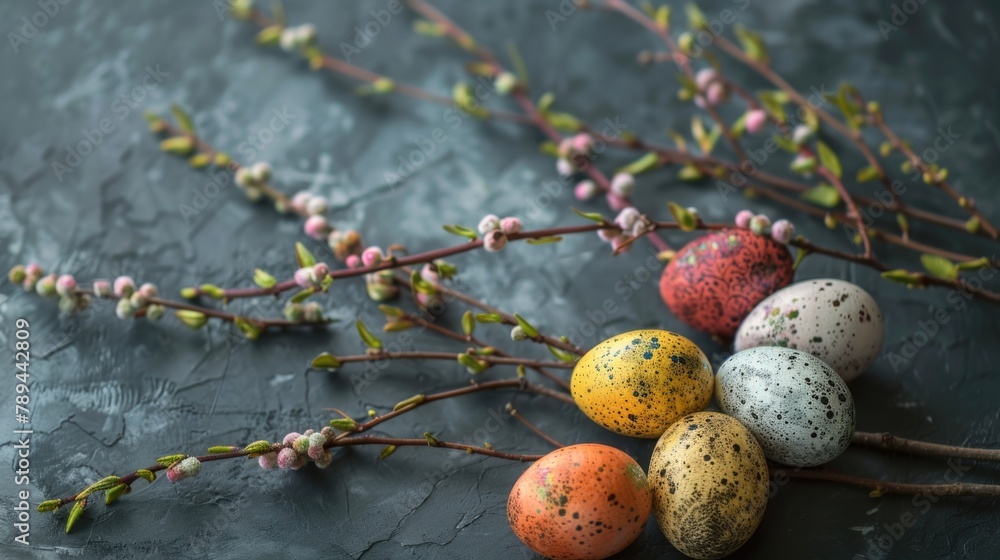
top-left (507, 444), bottom-right (652, 560)
top-left (716, 346), bottom-right (856, 467)
top-left (648, 412), bottom-right (769, 560)
top-left (572, 329), bottom-right (714, 438)
top-left (660, 229), bottom-right (795, 339)
top-left (734, 278), bottom-right (884, 381)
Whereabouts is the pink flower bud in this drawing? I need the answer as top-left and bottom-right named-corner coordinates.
top-left (138, 283), bottom-right (158, 298)
top-left (93, 279), bottom-right (112, 298)
top-left (294, 268), bottom-right (313, 288)
top-left (291, 191), bottom-right (312, 213)
top-left (606, 192), bottom-right (629, 211)
top-left (477, 214), bottom-right (501, 235)
top-left (419, 263), bottom-right (439, 285)
top-left (345, 254), bottom-right (361, 268)
top-left (749, 214), bottom-right (772, 236)
top-left (361, 246), bottom-right (384, 268)
top-left (258, 452), bottom-right (278, 469)
top-left (293, 435), bottom-right (311, 455)
top-left (556, 158), bottom-right (574, 177)
top-left (307, 433), bottom-right (327, 460)
top-left (277, 448), bottom-right (299, 469)
top-left (483, 230), bottom-right (508, 252)
top-left (312, 263), bottom-right (329, 281)
top-left (500, 217), bottom-right (522, 235)
top-left (282, 432), bottom-right (302, 446)
top-left (314, 449), bottom-right (334, 469)
top-left (771, 219), bottom-right (796, 243)
top-left (597, 228), bottom-right (617, 242)
top-left (614, 207), bottom-right (641, 231)
top-left (735, 209), bottom-right (755, 229)
top-left (55, 275), bottom-right (76, 297)
top-left (746, 109), bottom-right (767, 134)
top-left (35, 274), bottom-right (57, 297)
top-left (114, 276), bottom-right (136, 298)
top-left (571, 133), bottom-right (594, 154)
top-left (705, 82), bottom-right (727, 106)
top-left (25, 263), bottom-right (43, 277)
top-left (610, 173), bottom-right (634, 197)
top-left (695, 68), bottom-right (717, 91)
top-left (558, 137), bottom-right (574, 158)
top-left (304, 215), bottom-right (329, 240)
top-left (574, 180), bottom-right (598, 201)
top-left (306, 196), bottom-right (328, 216)
top-left (166, 465), bottom-right (185, 483)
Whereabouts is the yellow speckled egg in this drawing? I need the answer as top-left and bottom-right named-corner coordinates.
top-left (649, 412), bottom-right (769, 560)
top-left (571, 329), bottom-right (713, 438)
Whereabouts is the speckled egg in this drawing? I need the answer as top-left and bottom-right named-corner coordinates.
top-left (734, 278), bottom-right (884, 381)
top-left (507, 444), bottom-right (652, 560)
top-left (660, 229), bottom-right (794, 339)
top-left (648, 412), bottom-right (769, 560)
top-left (571, 329), bottom-right (714, 438)
top-left (716, 347), bottom-right (856, 467)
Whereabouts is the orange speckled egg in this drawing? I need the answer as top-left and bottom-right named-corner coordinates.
top-left (571, 330), bottom-right (713, 438)
top-left (507, 444), bottom-right (652, 560)
top-left (649, 412), bottom-right (769, 559)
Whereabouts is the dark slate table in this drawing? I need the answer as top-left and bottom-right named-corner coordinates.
top-left (1, 1), bottom-right (998, 558)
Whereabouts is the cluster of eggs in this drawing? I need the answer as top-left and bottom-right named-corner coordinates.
top-left (506, 231), bottom-right (885, 559)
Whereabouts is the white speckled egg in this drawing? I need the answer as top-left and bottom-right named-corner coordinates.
top-left (733, 278), bottom-right (883, 381)
top-left (716, 347), bottom-right (855, 467)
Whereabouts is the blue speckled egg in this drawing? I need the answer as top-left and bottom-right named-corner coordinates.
top-left (715, 347), bottom-right (855, 467)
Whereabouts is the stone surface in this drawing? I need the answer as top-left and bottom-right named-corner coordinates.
top-left (0, 1), bottom-right (998, 558)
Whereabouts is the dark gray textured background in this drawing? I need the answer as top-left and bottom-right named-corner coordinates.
top-left (1, 1), bottom-right (999, 558)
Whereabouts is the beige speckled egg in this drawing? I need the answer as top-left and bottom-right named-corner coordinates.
top-left (507, 444), bottom-right (652, 560)
top-left (734, 278), bottom-right (883, 381)
top-left (648, 412), bottom-right (769, 560)
top-left (571, 330), bottom-right (714, 438)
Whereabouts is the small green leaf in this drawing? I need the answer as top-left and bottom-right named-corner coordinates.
top-left (189, 153), bottom-right (211, 169)
top-left (208, 446), bottom-right (236, 454)
top-left (393, 394), bottom-right (426, 411)
top-left (378, 445), bottom-right (398, 460)
top-left (105, 483), bottom-right (130, 505)
top-left (452, 82), bottom-right (490, 119)
top-left (457, 353), bottom-right (488, 374)
top-left (879, 141), bottom-right (894, 157)
top-left (199, 284), bottom-right (224, 299)
top-left (896, 213), bottom-right (909, 236)
top-left (383, 319), bottom-right (413, 332)
top-left (243, 440), bottom-right (274, 456)
top-left (856, 166), bottom-right (880, 183)
top-left (66, 499), bottom-right (86, 534)
top-left (290, 287), bottom-right (315, 304)
top-left (539, 141), bottom-right (560, 157)
top-left (572, 207), bottom-right (606, 224)
top-left (255, 24), bottom-right (283, 46)
top-left (78, 476), bottom-right (122, 499)
top-left (517, 364), bottom-right (526, 378)
top-left (546, 111), bottom-right (582, 132)
top-left (965, 217), bottom-right (981, 234)
top-left (170, 104), bottom-right (195, 134)
top-left (654, 5), bottom-right (671, 28)
top-left (513, 314), bottom-right (539, 338)
top-left (773, 134), bottom-right (798, 153)
top-left (311, 352), bottom-right (342, 369)
top-left (235, 317), bottom-right (264, 340)
top-left (547, 345), bottom-right (578, 363)
top-left (537, 92), bottom-right (556, 113)
top-left (160, 136), bottom-right (194, 155)
top-left (356, 319), bottom-right (383, 350)
top-left (37, 499), bottom-right (62, 513)
top-left (180, 287), bottom-right (198, 299)
top-left (758, 91), bottom-right (788, 123)
top-left (214, 153), bottom-right (231, 167)
top-left (792, 246), bottom-right (810, 270)
top-left (461, 310), bottom-right (475, 336)
top-left (957, 257), bottom-right (991, 271)
top-left (442, 224), bottom-right (478, 240)
top-left (881, 269), bottom-right (925, 287)
top-left (329, 418), bottom-right (358, 431)
top-left (175, 310), bottom-right (208, 330)
top-left (413, 19), bottom-right (445, 36)
top-left (920, 254), bottom-right (958, 280)
top-left (475, 313), bottom-right (503, 323)
top-left (800, 184), bottom-right (841, 208)
top-left (156, 454), bottom-right (185, 467)
top-left (618, 152), bottom-right (661, 175)
top-left (734, 25), bottom-right (768, 63)
top-left (667, 202), bottom-right (698, 231)
top-left (525, 236), bottom-right (562, 245)
top-left (135, 470), bottom-right (156, 483)
top-left (378, 304), bottom-right (404, 317)
top-left (816, 141), bottom-right (842, 179)
top-left (677, 164), bottom-right (704, 182)
top-left (253, 268), bottom-right (277, 289)
top-left (295, 242), bottom-right (317, 268)
top-left (423, 432), bottom-right (441, 446)
top-left (685, 3), bottom-right (708, 30)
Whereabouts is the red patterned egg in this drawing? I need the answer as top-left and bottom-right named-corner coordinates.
top-left (659, 229), bottom-right (794, 339)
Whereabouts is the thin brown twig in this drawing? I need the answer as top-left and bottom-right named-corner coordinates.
top-left (507, 403), bottom-right (564, 448)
